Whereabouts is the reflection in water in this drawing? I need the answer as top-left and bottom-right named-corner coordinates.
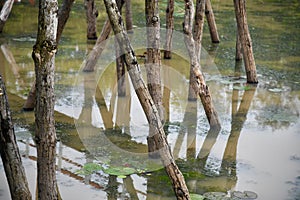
top-left (0, 1), bottom-right (300, 199)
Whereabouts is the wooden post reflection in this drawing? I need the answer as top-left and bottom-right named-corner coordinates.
top-left (221, 61), bottom-right (257, 175)
top-left (115, 73), bottom-right (131, 133)
top-left (107, 175), bottom-right (118, 200)
top-left (123, 176), bottom-right (139, 199)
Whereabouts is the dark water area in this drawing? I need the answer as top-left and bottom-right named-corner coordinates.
top-left (0, 0), bottom-right (299, 199)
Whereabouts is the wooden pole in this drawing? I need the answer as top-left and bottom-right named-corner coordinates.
top-left (205, 0), bottom-right (220, 43)
top-left (194, 0), bottom-right (206, 61)
top-left (0, 75), bottom-right (32, 200)
top-left (163, 0), bottom-right (174, 59)
top-left (103, 0), bottom-right (190, 198)
top-left (233, 0), bottom-right (258, 83)
top-left (0, 0), bottom-right (14, 32)
top-left (183, 0), bottom-right (221, 129)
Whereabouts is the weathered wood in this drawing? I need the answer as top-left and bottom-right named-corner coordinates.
top-left (145, 0), bottom-right (164, 157)
top-left (33, 0), bottom-right (59, 198)
top-left (56, 0), bottom-right (75, 43)
top-left (205, 0), bottom-right (220, 43)
top-left (183, 0), bottom-right (221, 129)
top-left (163, 0), bottom-right (174, 59)
top-left (83, 19), bottom-right (111, 72)
top-left (125, 0), bottom-right (133, 33)
top-left (233, 0), bottom-right (258, 83)
top-left (84, 0), bottom-right (98, 40)
top-left (194, 0), bottom-right (206, 61)
top-left (145, 0), bottom-right (163, 121)
top-left (103, 0), bottom-right (190, 198)
top-left (83, 0), bottom-right (125, 72)
top-left (0, 0), bottom-right (14, 32)
top-left (0, 75), bottom-right (32, 200)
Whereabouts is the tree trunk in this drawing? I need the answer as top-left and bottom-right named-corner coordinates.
top-left (163, 0), bottom-right (174, 59)
top-left (145, 0), bottom-right (163, 119)
top-left (0, 75), bottom-right (32, 200)
top-left (84, 0), bottom-right (98, 40)
top-left (183, 0), bottom-right (221, 130)
top-left (83, 0), bottom-right (124, 72)
top-left (205, 0), bottom-right (220, 43)
top-left (145, 0), bottom-right (164, 156)
top-left (233, 0), bottom-right (258, 83)
top-left (23, 0), bottom-right (75, 110)
top-left (125, 0), bottom-right (133, 33)
top-left (0, 0), bottom-right (14, 33)
top-left (56, 0), bottom-right (75, 43)
top-left (103, 0), bottom-right (190, 198)
top-left (194, 0), bottom-right (206, 61)
top-left (33, 0), bottom-right (59, 198)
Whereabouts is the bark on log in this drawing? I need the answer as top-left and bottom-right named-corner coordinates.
top-left (233, 0), bottom-right (258, 83)
top-left (125, 0), bottom-right (133, 33)
top-left (0, 75), bottom-right (32, 200)
top-left (56, 0), bottom-right (75, 43)
top-left (163, 0), bottom-right (174, 59)
top-left (103, 0), bottom-right (190, 199)
top-left (145, 0), bottom-right (164, 157)
top-left (194, 0), bottom-right (206, 61)
top-left (33, 0), bottom-right (59, 198)
top-left (205, 0), bottom-right (220, 43)
top-left (183, 0), bottom-right (221, 130)
top-left (0, 0), bottom-right (14, 33)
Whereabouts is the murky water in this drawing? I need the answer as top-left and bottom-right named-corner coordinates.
top-left (0, 0), bottom-right (299, 199)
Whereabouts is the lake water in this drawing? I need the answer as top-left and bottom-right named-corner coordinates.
top-left (0, 0), bottom-right (299, 199)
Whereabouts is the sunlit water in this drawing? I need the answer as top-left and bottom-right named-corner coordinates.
top-left (0, 0), bottom-right (299, 199)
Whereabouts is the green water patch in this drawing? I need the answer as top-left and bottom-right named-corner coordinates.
top-left (76, 160), bottom-right (161, 178)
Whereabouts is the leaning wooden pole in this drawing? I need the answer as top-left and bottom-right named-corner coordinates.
top-left (0, 75), bottom-right (32, 200)
top-left (205, 0), bottom-right (220, 43)
top-left (183, 0), bottom-right (221, 130)
top-left (193, 0), bottom-right (206, 61)
top-left (103, 0), bottom-right (190, 199)
top-left (83, 0), bottom-right (125, 72)
top-left (0, 0), bottom-right (14, 33)
top-left (233, 0), bottom-right (258, 83)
